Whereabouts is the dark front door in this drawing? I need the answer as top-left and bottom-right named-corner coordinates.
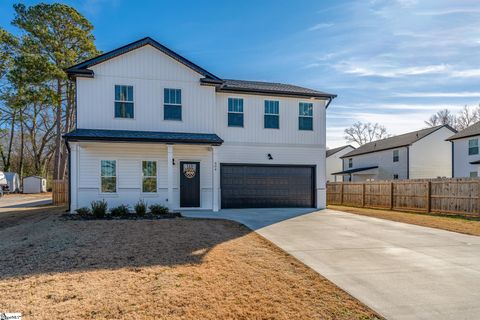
top-left (180, 161), bottom-right (200, 207)
top-left (221, 164), bottom-right (315, 209)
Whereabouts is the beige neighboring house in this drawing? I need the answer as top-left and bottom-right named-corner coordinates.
top-left (333, 125), bottom-right (456, 182)
top-left (446, 121), bottom-right (480, 177)
top-left (326, 145), bottom-right (355, 182)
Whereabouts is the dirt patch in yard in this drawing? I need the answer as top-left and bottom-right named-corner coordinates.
top-left (0, 207), bottom-right (380, 320)
top-left (329, 205), bottom-right (480, 236)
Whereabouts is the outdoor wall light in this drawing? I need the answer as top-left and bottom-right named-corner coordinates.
top-left (172, 158), bottom-right (175, 165)
top-left (267, 154), bottom-right (273, 160)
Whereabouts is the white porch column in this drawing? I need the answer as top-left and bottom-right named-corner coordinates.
top-left (212, 146), bottom-right (219, 212)
top-left (167, 144), bottom-right (174, 210)
top-left (69, 142), bottom-right (78, 213)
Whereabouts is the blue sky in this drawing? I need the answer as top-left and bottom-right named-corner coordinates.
top-left (2, 0), bottom-right (480, 147)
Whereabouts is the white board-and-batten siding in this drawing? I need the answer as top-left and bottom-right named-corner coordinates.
top-left (71, 43), bottom-right (329, 211)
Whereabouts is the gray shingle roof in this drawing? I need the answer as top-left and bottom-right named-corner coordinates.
top-left (332, 166), bottom-right (378, 175)
top-left (216, 79), bottom-right (336, 98)
top-left (341, 125), bottom-right (455, 158)
top-left (64, 129), bottom-right (223, 145)
top-left (326, 145), bottom-right (355, 158)
top-left (446, 121), bottom-right (480, 141)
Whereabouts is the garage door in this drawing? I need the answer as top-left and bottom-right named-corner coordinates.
top-left (220, 164), bottom-right (315, 208)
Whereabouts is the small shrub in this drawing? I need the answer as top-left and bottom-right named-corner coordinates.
top-left (75, 207), bottom-right (92, 217)
top-left (149, 204), bottom-right (169, 215)
top-left (110, 204), bottom-right (130, 217)
top-left (91, 200), bottom-right (108, 218)
top-left (134, 199), bottom-right (147, 216)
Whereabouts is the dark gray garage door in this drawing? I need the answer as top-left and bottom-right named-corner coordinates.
top-left (220, 164), bottom-right (315, 209)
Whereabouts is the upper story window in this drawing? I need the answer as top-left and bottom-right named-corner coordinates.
top-left (348, 158), bottom-right (353, 168)
top-left (393, 150), bottom-right (399, 162)
top-left (164, 88), bottom-right (182, 121)
top-left (264, 100), bottom-right (279, 129)
top-left (142, 161), bottom-right (157, 193)
top-left (101, 160), bottom-right (117, 193)
top-left (228, 98), bottom-right (244, 127)
top-left (468, 138), bottom-right (479, 155)
top-left (299, 102), bottom-right (313, 130)
top-left (114, 85), bottom-right (134, 118)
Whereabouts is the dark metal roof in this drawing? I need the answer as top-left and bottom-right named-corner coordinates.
top-left (66, 37), bottom-right (336, 100)
top-left (211, 79), bottom-right (337, 99)
top-left (470, 160), bottom-right (480, 165)
top-left (341, 125), bottom-right (456, 158)
top-left (332, 166), bottom-right (379, 175)
top-left (326, 145), bottom-right (355, 158)
top-left (447, 121), bottom-right (480, 141)
top-left (66, 37), bottom-right (221, 80)
top-left (63, 129), bottom-right (223, 145)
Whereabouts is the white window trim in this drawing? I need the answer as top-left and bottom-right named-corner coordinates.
top-left (264, 100), bottom-right (280, 129)
top-left (227, 97), bottom-right (244, 127)
top-left (164, 88), bottom-right (182, 121)
top-left (299, 102), bottom-right (314, 131)
top-left (114, 84), bottom-right (135, 120)
top-left (99, 159), bottom-right (118, 195)
top-left (141, 160), bottom-right (158, 194)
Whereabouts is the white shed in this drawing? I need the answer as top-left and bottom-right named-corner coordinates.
top-left (5, 172), bottom-right (21, 193)
top-left (23, 176), bottom-right (47, 194)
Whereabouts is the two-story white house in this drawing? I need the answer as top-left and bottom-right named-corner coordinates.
top-left (326, 145), bottom-right (355, 182)
top-left (446, 121), bottom-right (480, 177)
top-left (64, 37), bottom-right (336, 212)
top-left (333, 125), bottom-right (456, 182)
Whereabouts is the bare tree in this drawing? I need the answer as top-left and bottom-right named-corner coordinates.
top-left (456, 105), bottom-right (480, 131)
top-left (344, 122), bottom-right (390, 146)
top-left (424, 109), bottom-right (456, 128)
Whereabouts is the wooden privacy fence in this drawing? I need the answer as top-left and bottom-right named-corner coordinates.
top-left (327, 178), bottom-right (480, 216)
top-left (52, 179), bottom-right (68, 206)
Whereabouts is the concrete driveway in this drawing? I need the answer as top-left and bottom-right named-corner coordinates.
top-left (0, 193), bottom-right (52, 212)
top-left (182, 208), bottom-right (480, 320)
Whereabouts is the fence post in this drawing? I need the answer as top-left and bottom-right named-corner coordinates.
top-left (361, 183), bottom-right (366, 207)
top-left (390, 182), bottom-right (394, 210)
top-left (340, 183), bottom-right (344, 205)
top-left (426, 181), bottom-right (431, 213)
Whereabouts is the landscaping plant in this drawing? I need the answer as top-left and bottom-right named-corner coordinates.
top-left (75, 207), bottom-right (92, 217)
top-left (134, 199), bottom-right (147, 216)
top-left (91, 200), bottom-right (108, 218)
top-left (149, 204), bottom-right (169, 215)
top-left (110, 204), bottom-right (130, 217)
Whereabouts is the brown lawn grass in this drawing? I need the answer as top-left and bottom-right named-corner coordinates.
top-left (329, 205), bottom-right (480, 236)
top-left (0, 207), bottom-right (380, 320)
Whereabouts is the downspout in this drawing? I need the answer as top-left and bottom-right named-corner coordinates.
top-left (451, 141), bottom-right (454, 177)
top-left (406, 146), bottom-right (410, 179)
top-left (324, 96), bottom-right (334, 109)
top-left (65, 139), bottom-right (71, 213)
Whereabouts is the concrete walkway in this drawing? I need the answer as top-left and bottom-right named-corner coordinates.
top-left (182, 208), bottom-right (480, 320)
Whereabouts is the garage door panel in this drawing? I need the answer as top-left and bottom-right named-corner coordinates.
top-left (221, 164), bottom-right (314, 209)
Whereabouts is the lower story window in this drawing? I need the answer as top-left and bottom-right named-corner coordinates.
top-left (470, 171), bottom-right (478, 178)
top-left (142, 161), bottom-right (157, 192)
top-left (393, 174), bottom-right (399, 180)
top-left (101, 160), bottom-right (117, 193)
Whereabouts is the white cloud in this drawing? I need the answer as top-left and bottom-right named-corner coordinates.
top-left (308, 23), bottom-right (333, 31)
top-left (335, 62), bottom-right (450, 78)
top-left (394, 92), bottom-right (480, 98)
top-left (395, 0), bottom-right (418, 7)
top-left (416, 8), bottom-right (480, 16)
top-left (451, 69), bottom-right (480, 78)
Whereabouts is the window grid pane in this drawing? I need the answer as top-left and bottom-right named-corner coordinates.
top-left (164, 88), bottom-right (181, 105)
top-left (265, 100), bottom-right (279, 115)
top-left (228, 98), bottom-right (243, 113)
top-left (101, 160), bottom-right (116, 193)
top-left (299, 103), bottom-right (313, 116)
top-left (142, 161), bottom-right (157, 193)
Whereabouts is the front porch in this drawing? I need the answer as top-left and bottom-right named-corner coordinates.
top-left (65, 129), bottom-right (223, 212)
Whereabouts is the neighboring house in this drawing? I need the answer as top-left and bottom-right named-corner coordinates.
top-left (334, 125), bottom-right (456, 182)
top-left (446, 121), bottom-right (480, 177)
top-left (64, 37), bottom-right (336, 212)
top-left (326, 145), bottom-right (355, 182)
